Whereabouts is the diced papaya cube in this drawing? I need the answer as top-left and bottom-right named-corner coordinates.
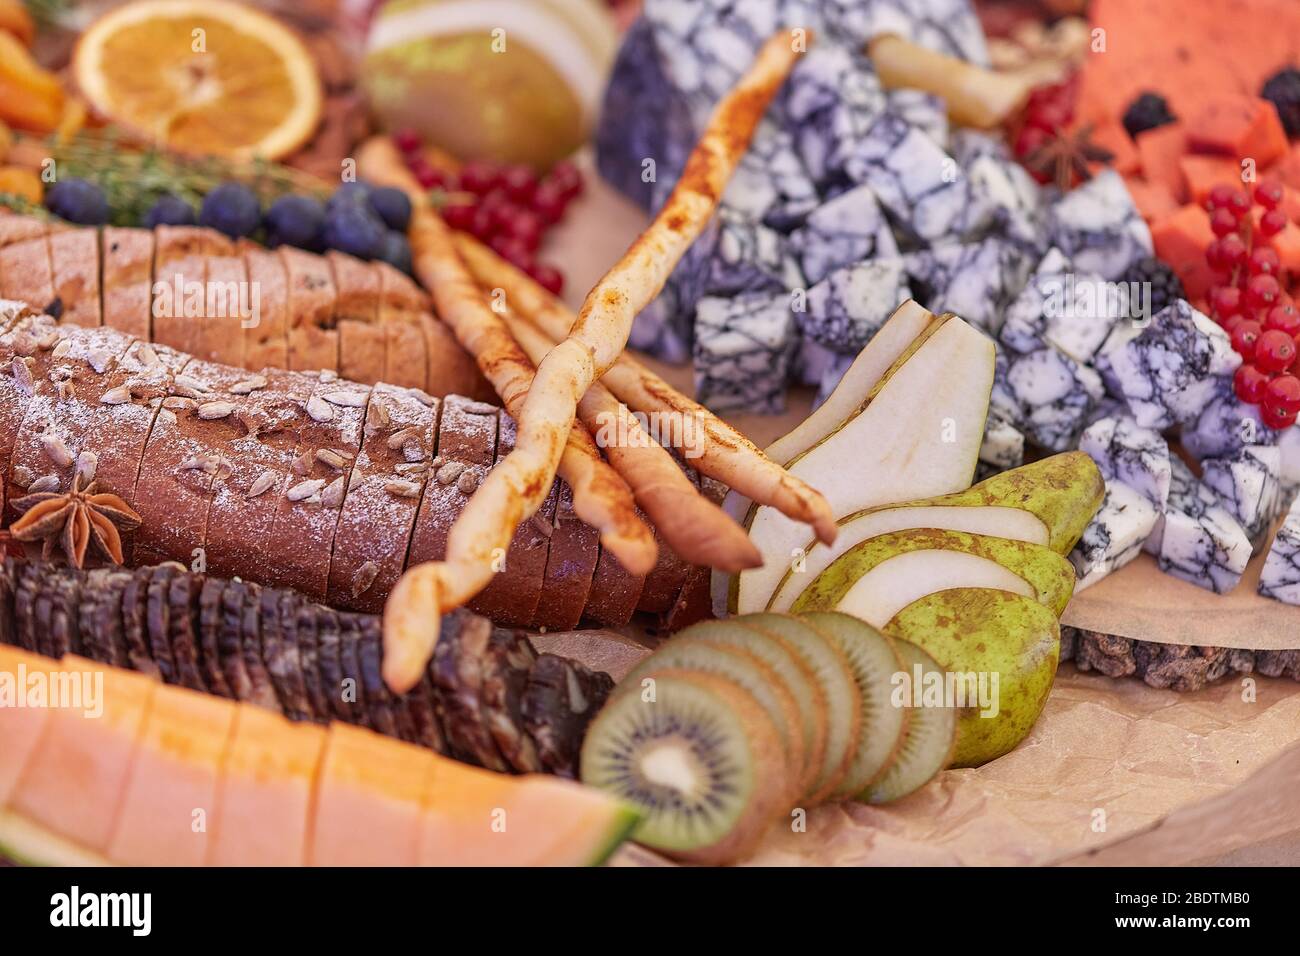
top-left (1089, 119), bottom-right (1140, 176)
top-left (1180, 154), bottom-right (1246, 206)
top-left (1187, 95), bottom-right (1289, 166)
top-left (0, 645), bottom-right (56, 808)
top-left (1136, 122), bottom-right (1188, 202)
top-left (1152, 204), bottom-right (1216, 300)
top-left (1271, 144), bottom-right (1300, 192)
top-left (1124, 176), bottom-right (1180, 223)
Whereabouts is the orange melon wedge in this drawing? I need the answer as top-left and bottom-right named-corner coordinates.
top-left (208, 704), bottom-right (326, 867)
top-left (0, 645), bottom-right (55, 807)
top-left (107, 684), bottom-right (237, 866)
top-left (8, 655), bottom-right (156, 853)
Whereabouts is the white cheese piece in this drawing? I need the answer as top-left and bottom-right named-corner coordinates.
top-left (905, 239), bottom-right (1033, 335)
top-left (1259, 499), bottom-right (1300, 605)
top-left (693, 291), bottom-right (798, 413)
top-left (1000, 249), bottom-right (1123, 363)
top-left (1200, 445), bottom-right (1284, 550)
top-left (1070, 480), bottom-right (1159, 591)
top-left (800, 257), bottom-right (909, 353)
top-left (794, 183), bottom-right (898, 285)
top-left (1078, 415), bottom-right (1172, 509)
top-left (1148, 457), bottom-right (1252, 593)
top-left (990, 343), bottom-right (1105, 452)
top-left (1046, 169), bottom-right (1153, 281)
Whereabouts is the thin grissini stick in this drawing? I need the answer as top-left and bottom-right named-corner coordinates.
top-left (504, 309), bottom-right (762, 573)
top-left (456, 235), bottom-right (839, 546)
top-left (357, 139), bottom-right (656, 580)
top-left (377, 33), bottom-right (805, 693)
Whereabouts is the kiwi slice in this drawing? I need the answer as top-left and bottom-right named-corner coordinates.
top-left (861, 639), bottom-right (956, 804)
top-left (738, 613), bottom-right (863, 805)
top-left (581, 668), bottom-right (787, 864)
top-left (672, 619), bottom-right (828, 803)
top-left (620, 637), bottom-right (804, 799)
top-left (797, 612), bottom-right (908, 800)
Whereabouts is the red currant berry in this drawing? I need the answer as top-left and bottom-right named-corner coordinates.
top-left (393, 129), bottom-right (422, 154)
top-left (1210, 207), bottom-right (1239, 237)
top-left (441, 201), bottom-right (477, 232)
top-left (1013, 125), bottom-right (1050, 161)
top-left (1255, 180), bottom-right (1285, 210)
top-left (489, 234), bottom-right (535, 271)
top-left (1266, 304), bottom-right (1300, 336)
top-left (533, 182), bottom-right (567, 224)
top-left (459, 162), bottom-right (503, 196)
top-left (1207, 184), bottom-right (1237, 211)
top-left (1222, 313), bottom-right (1247, 335)
top-left (1235, 363), bottom-right (1271, 403)
top-left (507, 209), bottom-right (544, 250)
top-left (1231, 319), bottom-right (1264, 358)
top-left (501, 165), bottom-right (539, 205)
top-left (1265, 374), bottom-right (1300, 415)
top-left (531, 263), bottom-right (564, 296)
top-left (547, 160), bottom-right (584, 199)
top-left (1262, 403), bottom-right (1298, 430)
top-left (1249, 246), bottom-right (1282, 277)
top-left (1246, 274), bottom-right (1282, 310)
top-left (1211, 285), bottom-right (1243, 320)
top-left (1228, 190), bottom-right (1252, 220)
top-left (1026, 102), bottom-right (1071, 133)
top-left (1256, 328), bottom-right (1298, 372)
top-left (1222, 234), bottom-right (1249, 267)
top-left (1260, 208), bottom-right (1289, 237)
top-left (469, 205), bottom-right (497, 241)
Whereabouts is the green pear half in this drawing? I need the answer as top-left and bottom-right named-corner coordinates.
top-left (764, 453), bottom-right (1103, 613)
top-left (789, 528), bottom-right (1077, 624)
top-left (729, 310), bottom-right (996, 616)
top-left (885, 589), bottom-right (1060, 767)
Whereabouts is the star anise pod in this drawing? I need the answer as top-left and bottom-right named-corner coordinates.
top-left (1023, 123), bottom-right (1115, 191)
top-left (8, 473), bottom-right (142, 569)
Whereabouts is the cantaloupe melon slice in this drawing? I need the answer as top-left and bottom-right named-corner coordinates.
top-left (9, 655), bottom-right (155, 853)
top-left (418, 762), bottom-right (638, 866)
top-left (208, 704), bottom-right (327, 867)
top-left (0, 810), bottom-right (112, 866)
top-left (0, 645), bottom-right (56, 807)
top-left (311, 722), bottom-right (436, 866)
top-left (107, 684), bottom-right (238, 866)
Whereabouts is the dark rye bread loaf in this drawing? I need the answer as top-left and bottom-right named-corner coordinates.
top-left (0, 559), bottom-right (612, 777)
top-left (0, 314), bottom-right (709, 631)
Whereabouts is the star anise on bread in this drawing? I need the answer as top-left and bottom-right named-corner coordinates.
top-left (1023, 123), bottom-right (1115, 191)
top-left (8, 473), bottom-right (142, 569)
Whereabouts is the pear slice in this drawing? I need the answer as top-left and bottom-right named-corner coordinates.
top-left (886, 589), bottom-right (1060, 767)
top-left (789, 528), bottom-right (1077, 623)
top-left (766, 452), bottom-right (1104, 612)
top-left (861, 639), bottom-right (956, 804)
top-left (732, 316), bottom-right (996, 615)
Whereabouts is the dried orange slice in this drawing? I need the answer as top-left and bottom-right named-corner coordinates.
top-left (73, 0), bottom-right (322, 160)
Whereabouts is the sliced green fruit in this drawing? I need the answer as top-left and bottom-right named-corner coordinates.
top-left (733, 613), bottom-right (862, 805)
top-left (580, 668), bottom-right (787, 865)
top-left (861, 640), bottom-right (957, 804)
top-left (790, 528), bottom-right (1077, 623)
top-left (796, 612), bottom-right (908, 799)
top-left (668, 620), bottom-right (827, 802)
top-left (0, 811), bottom-right (113, 867)
top-left (886, 589), bottom-right (1060, 768)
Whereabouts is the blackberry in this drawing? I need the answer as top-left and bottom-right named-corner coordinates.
top-left (368, 187), bottom-right (412, 233)
top-left (143, 194), bottom-right (196, 228)
top-left (1121, 257), bottom-right (1185, 319)
top-left (44, 178), bottom-right (109, 226)
top-left (199, 182), bottom-right (261, 239)
top-left (1121, 92), bottom-right (1176, 140)
top-left (1261, 67), bottom-right (1300, 138)
top-left (264, 194), bottom-right (325, 250)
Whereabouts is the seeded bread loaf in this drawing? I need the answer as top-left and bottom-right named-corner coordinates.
top-left (199, 253), bottom-right (248, 367)
top-left (0, 238), bottom-right (55, 318)
top-left (328, 252), bottom-right (386, 386)
top-left (376, 261), bottom-right (430, 390)
top-left (101, 227), bottom-right (154, 340)
top-left (48, 229), bottom-right (100, 328)
top-left (535, 479), bottom-right (599, 631)
top-left (152, 226), bottom-right (211, 358)
top-left (240, 244), bottom-right (291, 372)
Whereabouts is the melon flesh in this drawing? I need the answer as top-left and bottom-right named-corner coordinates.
top-left (9, 655), bottom-right (156, 853)
top-left (311, 722), bottom-right (435, 866)
top-left (0, 810), bottom-right (111, 866)
top-left (418, 762), bottom-right (637, 866)
top-left (0, 646), bottom-right (56, 807)
top-left (107, 684), bottom-right (238, 866)
top-left (209, 704), bottom-right (326, 867)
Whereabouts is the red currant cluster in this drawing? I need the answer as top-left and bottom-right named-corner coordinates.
top-left (1012, 74), bottom-right (1080, 177)
top-left (1205, 181), bottom-right (1300, 429)
top-left (392, 130), bottom-right (581, 296)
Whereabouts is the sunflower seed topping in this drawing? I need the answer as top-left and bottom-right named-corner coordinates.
top-left (306, 395), bottom-right (334, 422)
top-left (247, 470), bottom-right (278, 499)
top-left (287, 478), bottom-right (326, 502)
top-left (74, 450), bottom-right (97, 486)
top-left (27, 474), bottom-right (60, 493)
top-left (351, 561), bottom-right (380, 598)
top-left (435, 461), bottom-right (467, 485)
top-left (41, 434), bottom-right (73, 468)
top-left (230, 375), bottom-right (268, 394)
top-left (323, 389), bottom-right (367, 408)
top-left (456, 471), bottom-right (479, 495)
top-left (197, 401), bottom-right (236, 420)
top-left (321, 476), bottom-right (347, 509)
top-left (384, 479), bottom-right (422, 498)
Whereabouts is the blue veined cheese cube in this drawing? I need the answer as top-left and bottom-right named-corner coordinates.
top-left (793, 183), bottom-right (898, 285)
top-left (1277, 424), bottom-right (1300, 486)
top-left (691, 206), bottom-right (805, 298)
top-left (799, 257), bottom-right (909, 353)
top-left (821, 0), bottom-right (991, 65)
top-left (629, 286), bottom-right (694, 365)
top-left (999, 248), bottom-right (1124, 362)
top-left (1091, 321), bottom-right (1142, 399)
top-left (694, 291), bottom-right (798, 413)
top-left (1258, 499), bottom-right (1300, 605)
top-left (844, 112), bottom-right (972, 244)
top-left (990, 342), bottom-right (1104, 452)
top-left (813, 351), bottom-right (855, 409)
top-left (1078, 415), bottom-right (1171, 509)
top-left (1046, 170), bottom-right (1153, 281)
top-left (965, 154), bottom-right (1048, 255)
top-left (1069, 480), bottom-right (1159, 590)
top-left (779, 43), bottom-right (886, 190)
top-left (885, 88), bottom-right (949, 149)
top-left (976, 412), bottom-right (1025, 481)
top-left (1104, 300), bottom-right (1241, 430)
top-left (1180, 388), bottom-right (1273, 461)
top-left (1200, 445), bottom-right (1283, 550)
top-left (723, 120), bottom-right (820, 233)
top-left (905, 239), bottom-right (1034, 335)
top-left (1146, 457), bottom-right (1252, 593)
top-left (950, 129), bottom-right (1011, 167)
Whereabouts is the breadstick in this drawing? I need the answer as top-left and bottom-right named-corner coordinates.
top-left (374, 33), bottom-right (804, 692)
top-left (455, 235), bottom-right (838, 545)
top-left (504, 309), bottom-right (762, 572)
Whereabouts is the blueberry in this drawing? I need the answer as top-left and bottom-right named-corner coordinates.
top-left (199, 182), bottom-right (262, 239)
top-left (368, 187), bottom-right (412, 233)
top-left (323, 201), bottom-right (386, 259)
top-left (45, 178), bottom-right (109, 226)
top-left (326, 180), bottom-right (373, 211)
top-left (143, 194), bottom-right (197, 228)
top-left (377, 230), bottom-right (413, 274)
top-left (264, 194), bottom-right (325, 250)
